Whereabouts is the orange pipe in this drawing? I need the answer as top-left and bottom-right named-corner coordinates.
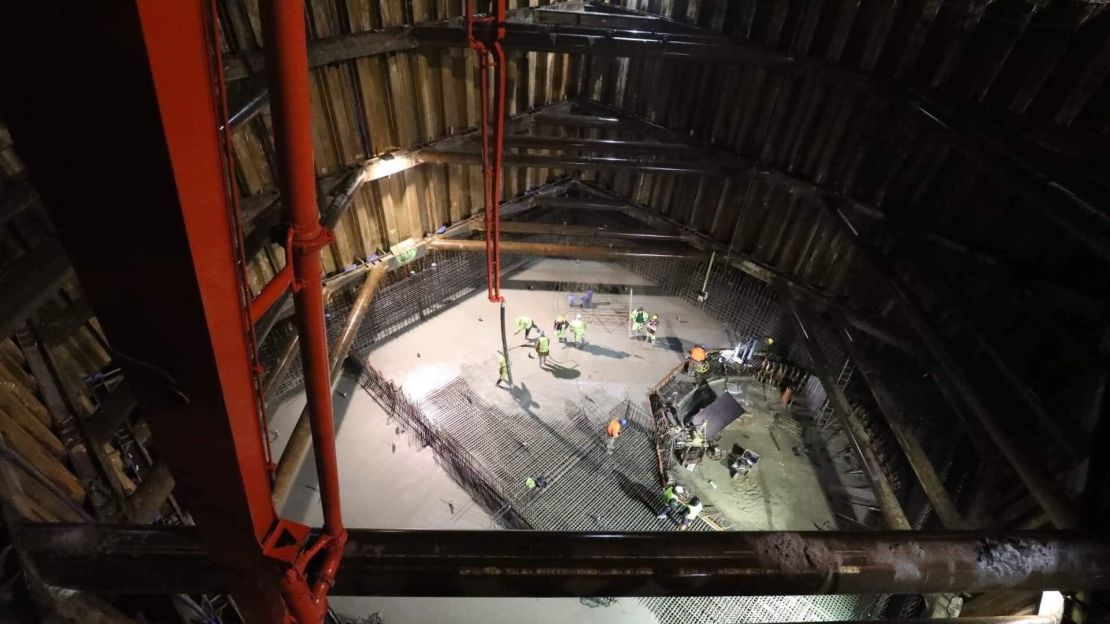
top-left (261, 0), bottom-right (346, 619)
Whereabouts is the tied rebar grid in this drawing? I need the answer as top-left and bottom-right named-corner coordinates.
top-left (355, 362), bottom-right (530, 529)
top-left (354, 365), bottom-right (883, 624)
top-left (416, 376), bottom-right (685, 532)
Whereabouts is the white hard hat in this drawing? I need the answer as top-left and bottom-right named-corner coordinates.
top-left (674, 485), bottom-right (685, 494)
top-left (575, 314), bottom-right (582, 320)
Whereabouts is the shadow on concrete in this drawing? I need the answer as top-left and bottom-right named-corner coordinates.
top-left (575, 343), bottom-right (630, 359)
top-left (511, 382), bottom-right (541, 413)
top-left (660, 336), bottom-right (686, 353)
top-left (547, 363), bottom-right (582, 380)
top-left (614, 470), bottom-right (659, 516)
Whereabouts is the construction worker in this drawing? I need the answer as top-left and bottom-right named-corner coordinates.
top-left (655, 483), bottom-right (686, 519)
top-left (754, 336), bottom-right (776, 359)
top-left (554, 315), bottom-right (569, 343)
top-left (514, 316), bottom-right (539, 340)
top-left (646, 314), bottom-right (660, 345)
top-left (536, 331), bottom-right (551, 369)
top-left (605, 417), bottom-right (626, 454)
top-left (683, 344), bottom-right (708, 374)
top-left (569, 313), bottom-right (587, 346)
top-left (680, 496), bottom-right (703, 530)
top-left (630, 306), bottom-right (648, 337)
top-left (496, 353), bottom-right (509, 388)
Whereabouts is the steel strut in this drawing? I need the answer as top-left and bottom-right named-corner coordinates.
top-left (260, 0), bottom-right (347, 621)
top-left (466, 0), bottom-right (508, 303)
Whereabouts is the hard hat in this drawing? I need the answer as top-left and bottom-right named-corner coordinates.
top-left (674, 485), bottom-right (685, 494)
top-left (651, 314), bottom-right (658, 320)
top-left (620, 419), bottom-right (628, 426)
top-left (767, 337), bottom-right (775, 345)
top-left (575, 314), bottom-right (582, 320)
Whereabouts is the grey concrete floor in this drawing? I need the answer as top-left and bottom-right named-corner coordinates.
top-left (668, 378), bottom-right (837, 531)
top-left (266, 260), bottom-right (842, 623)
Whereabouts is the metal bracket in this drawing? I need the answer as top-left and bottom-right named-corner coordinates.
top-left (261, 517), bottom-right (311, 564)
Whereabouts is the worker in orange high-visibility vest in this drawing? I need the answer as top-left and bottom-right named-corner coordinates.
top-left (684, 344), bottom-right (709, 374)
top-left (605, 418), bottom-right (627, 454)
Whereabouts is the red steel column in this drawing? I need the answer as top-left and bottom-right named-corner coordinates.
top-left (261, 0), bottom-right (346, 618)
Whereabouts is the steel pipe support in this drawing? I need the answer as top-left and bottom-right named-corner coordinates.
top-left (429, 238), bottom-right (707, 261)
top-left (21, 525), bottom-right (1110, 597)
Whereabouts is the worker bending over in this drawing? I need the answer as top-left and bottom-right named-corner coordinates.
top-left (535, 331), bottom-right (551, 369)
top-left (605, 417), bottom-right (626, 454)
top-left (655, 483), bottom-right (686, 519)
top-left (646, 314), bottom-right (660, 345)
top-left (754, 336), bottom-right (776, 360)
top-left (683, 344), bottom-right (708, 374)
top-left (680, 497), bottom-right (703, 530)
top-left (569, 314), bottom-right (587, 346)
top-left (630, 306), bottom-right (648, 337)
top-left (514, 316), bottom-right (539, 340)
top-left (553, 315), bottom-right (568, 343)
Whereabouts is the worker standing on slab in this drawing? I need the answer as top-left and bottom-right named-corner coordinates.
top-left (569, 313), bottom-right (587, 347)
top-left (630, 306), bottom-right (648, 338)
top-left (605, 417), bottom-right (626, 454)
top-left (646, 314), bottom-right (660, 345)
top-left (536, 331), bottom-right (551, 369)
top-left (680, 496), bottom-right (703, 530)
top-left (553, 315), bottom-right (568, 343)
top-left (514, 316), bottom-right (539, 340)
top-left (496, 353), bottom-right (510, 388)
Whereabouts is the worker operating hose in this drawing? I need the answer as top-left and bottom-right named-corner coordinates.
top-left (514, 315), bottom-right (539, 340)
top-left (569, 314), bottom-right (587, 347)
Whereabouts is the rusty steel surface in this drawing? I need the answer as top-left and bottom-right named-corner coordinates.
top-left (21, 524), bottom-right (1110, 597)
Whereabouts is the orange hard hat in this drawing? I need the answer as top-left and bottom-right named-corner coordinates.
top-left (690, 346), bottom-right (707, 361)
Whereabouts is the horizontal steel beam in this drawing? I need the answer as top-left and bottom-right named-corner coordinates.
top-left (502, 134), bottom-right (702, 154)
top-left (428, 238), bottom-right (706, 261)
top-left (421, 149), bottom-right (736, 175)
top-left (571, 180), bottom-right (928, 358)
top-left (21, 524), bottom-right (1110, 596)
top-left (494, 221), bottom-right (685, 241)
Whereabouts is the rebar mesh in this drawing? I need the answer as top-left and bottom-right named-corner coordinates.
top-left (354, 360), bottom-right (883, 624)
